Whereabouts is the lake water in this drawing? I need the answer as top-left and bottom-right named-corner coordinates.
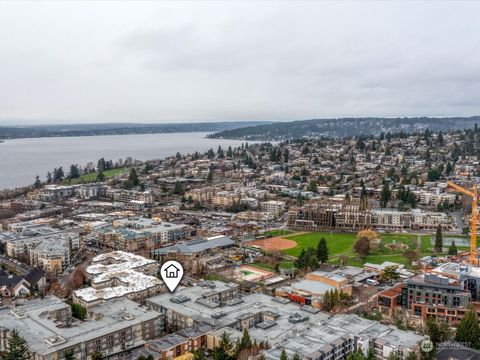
top-left (0, 132), bottom-right (249, 190)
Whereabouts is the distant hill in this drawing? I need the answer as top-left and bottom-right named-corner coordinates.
top-left (208, 117), bottom-right (480, 140)
top-left (0, 121), bottom-right (270, 140)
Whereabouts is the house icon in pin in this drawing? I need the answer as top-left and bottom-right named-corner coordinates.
top-left (164, 263), bottom-right (180, 278)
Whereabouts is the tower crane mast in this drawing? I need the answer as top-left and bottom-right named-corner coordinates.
top-left (447, 181), bottom-right (478, 265)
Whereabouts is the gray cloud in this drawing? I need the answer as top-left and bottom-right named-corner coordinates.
top-left (0, 1), bottom-right (480, 124)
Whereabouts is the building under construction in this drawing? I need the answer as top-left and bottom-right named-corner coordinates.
top-left (286, 198), bottom-right (372, 231)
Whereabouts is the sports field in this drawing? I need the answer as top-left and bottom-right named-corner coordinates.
top-left (251, 230), bottom-right (466, 268)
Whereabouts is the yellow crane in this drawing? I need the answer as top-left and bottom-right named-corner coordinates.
top-left (447, 181), bottom-right (478, 265)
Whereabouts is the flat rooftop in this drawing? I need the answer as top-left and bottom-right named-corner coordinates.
top-left (0, 296), bottom-right (161, 356)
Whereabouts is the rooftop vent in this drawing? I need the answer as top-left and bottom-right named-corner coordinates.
top-left (10, 309), bottom-right (27, 319)
top-left (211, 311), bottom-right (227, 319)
top-left (44, 335), bottom-right (67, 347)
top-left (288, 312), bottom-right (309, 324)
top-left (170, 295), bottom-right (190, 304)
top-left (122, 313), bottom-right (135, 321)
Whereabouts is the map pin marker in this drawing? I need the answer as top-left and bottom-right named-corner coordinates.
top-left (160, 260), bottom-right (184, 292)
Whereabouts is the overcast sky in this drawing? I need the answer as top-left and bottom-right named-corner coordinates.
top-left (0, 1), bottom-right (480, 124)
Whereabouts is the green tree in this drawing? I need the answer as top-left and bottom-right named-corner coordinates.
top-left (97, 158), bottom-right (106, 173)
top-left (291, 354), bottom-right (301, 360)
top-left (366, 347), bottom-right (376, 360)
top-left (129, 168), bottom-right (139, 185)
top-left (435, 225), bottom-right (443, 252)
top-left (173, 181), bottom-right (184, 195)
top-left (280, 348), bottom-right (289, 360)
top-left (380, 181), bottom-right (391, 208)
top-left (405, 352), bottom-right (418, 360)
top-left (213, 332), bottom-right (235, 360)
top-left (424, 317), bottom-right (451, 346)
top-left (4, 329), bottom-right (30, 360)
top-left (317, 237), bottom-right (329, 263)
top-left (455, 308), bottom-right (480, 349)
top-left (96, 171), bottom-right (105, 182)
top-left (70, 164), bottom-right (80, 179)
top-left (70, 303), bottom-right (87, 321)
top-left (346, 350), bottom-right (367, 360)
top-left (380, 266), bottom-right (400, 282)
top-left (238, 328), bottom-right (252, 351)
top-left (192, 350), bottom-right (206, 360)
top-left (63, 349), bottom-right (76, 360)
top-left (34, 175), bottom-right (42, 188)
top-left (91, 352), bottom-right (104, 360)
top-left (308, 180), bottom-right (317, 193)
top-left (448, 241), bottom-right (458, 255)
top-left (207, 171), bottom-right (213, 182)
top-left (359, 183), bottom-right (368, 211)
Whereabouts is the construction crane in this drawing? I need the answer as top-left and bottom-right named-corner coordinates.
top-left (447, 181), bottom-right (478, 265)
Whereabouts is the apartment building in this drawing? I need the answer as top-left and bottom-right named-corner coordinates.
top-left (0, 296), bottom-right (164, 360)
top-left (73, 251), bottom-right (164, 308)
top-left (212, 191), bottom-right (241, 208)
top-left (145, 281), bottom-right (422, 360)
top-left (98, 220), bottom-right (188, 254)
top-left (185, 186), bottom-right (216, 203)
top-left (5, 231), bottom-right (80, 273)
top-left (260, 200), bottom-right (286, 217)
top-left (107, 189), bottom-right (155, 205)
top-left (378, 263), bottom-right (480, 324)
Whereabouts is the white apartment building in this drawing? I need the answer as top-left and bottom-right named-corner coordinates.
top-left (260, 200), bottom-right (286, 217)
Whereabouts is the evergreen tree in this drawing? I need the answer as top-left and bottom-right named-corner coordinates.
top-left (317, 237), bottom-right (329, 263)
top-left (96, 171), bottom-right (105, 182)
top-left (173, 181), bottom-right (184, 195)
top-left (63, 349), bottom-right (76, 360)
top-left (448, 241), bottom-right (458, 255)
top-left (128, 168), bottom-right (139, 187)
top-left (380, 181), bottom-right (391, 208)
top-left (455, 308), bottom-right (480, 349)
top-left (366, 347), bottom-right (376, 360)
top-left (192, 349), bottom-right (207, 360)
top-left (435, 225), bottom-right (443, 252)
top-left (280, 349), bottom-right (289, 360)
top-left (46, 171), bottom-right (52, 184)
top-left (291, 354), bottom-right (301, 360)
top-left (4, 329), bottom-right (30, 360)
top-left (359, 183), bottom-right (368, 211)
top-left (424, 317), bottom-right (451, 346)
top-left (213, 332), bottom-right (235, 360)
top-left (207, 171), bottom-right (213, 182)
top-left (405, 352), bottom-right (418, 360)
top-left (34, 175), bottom-right (42, 188)
top-left (97, 158), bottom-right (106, 173)
top-left (69, 164), bottom-right (80, 179)
top-left (91, 352), bottom-right (104, 360)
top-left (346, 350), bottom-right (366, 360)
top-left (238, 328), bottom-right (252, 351)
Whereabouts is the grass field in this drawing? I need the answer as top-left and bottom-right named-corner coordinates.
top-left (283, 232), bottom-right (356, 257)
top-left (249, 263), bottom-right (276, 271)
top-left (66, 167), bottom-right (128, 185)
top-left (250, 261), bottom-right (294, 272)
top-left (282, 231), bottom-right (462, 268)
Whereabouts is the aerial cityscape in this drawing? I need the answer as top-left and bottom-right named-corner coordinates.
top-left (1, 2), bottom-right (480, 360)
